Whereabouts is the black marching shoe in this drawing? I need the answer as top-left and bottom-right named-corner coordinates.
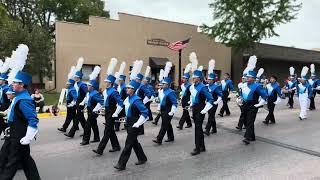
top-left (269, 121), bottom-right (276, 124)
top-left (92, 149), bottom-right (103, 155)
top-left (152, 122), bottom-right (158, 125)
top-left (262, 120), bottom-right (269, 125)
top-left (135, 160), bottom-right (147, 165)
top-left (203, 131), bottom-right (210, 136)
top-left (152, 139), bottom-right (162, 145)
top-left (114, 164), bottom-right (126, 171)
top-left (176, 125), bottom-right (182, 130)
top-left (164, 139), bottom-right (174, 142)
top-left (190, 149), bottom-right (201, 156)
top-left (109, 147), bottom-right (121, 152)
top-left (235, 126), bottom-right (242, 130)
top-left (90, 139), bottom-right (100, 143)
top-left (79, 134), bottom-right (84, 137)
top-left (57, 127), bottom-right (66, 132)
top-left (242, 139), bottom-right (250, 145)
top-left (80, 141), bottom-right (89, 146)
top-left (218, 113), bottom-right (223, 117)
top-left (185, 125), bottom-right (192, 128)
top-left (64, 133), bottom-right (74, 138)
top-left (211, 130), bottom-right (217, 134)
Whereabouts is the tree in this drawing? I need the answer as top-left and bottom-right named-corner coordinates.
top-left (201, 0), bottom-right (302, 50)
top-left (1, 0), bottom-right (109, 34)
top-left (0, 10), bottom-right (53, 85)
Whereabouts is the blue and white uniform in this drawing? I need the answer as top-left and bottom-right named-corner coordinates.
top-left (297, 83), bottom-right (312, 119)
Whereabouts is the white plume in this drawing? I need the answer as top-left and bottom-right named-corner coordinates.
top-left (75, 57), bottom-right (84, 71)
top-left (89, 66), bottom-right (101, 80)
top-left (107, 58), bottom-right (118, 75)
top-left (184, 63), bottom-right (191, 74)
top-left (144, 66), bottom-right (151, 78)
top-left (130, 60), bottom-right (143, 79)
top-left (289, 67), bottom-right (295, 76)
top-left (247, 55), bottom-right (257, 71)
top-left (118, 62), bottom-right (126, 76)
top-left (242, 67), bottom-right (249, 76)
top-left (159, 69), bottom-right (164, 81)
top-left (198, 65), bottom-right (203, 71)
top-left (301, 66), bottom-right (309, 77)
top-left (310, 64), bottom-right (315, 74)
top-left (257, 68), bottom-right (264, 78)
top-left (0, 57), bottom-right (12, 73)
top-left (189, 52), bottom-right (198, 72)
top-left (0, 59), bottom-right (3, 67)
top-left (163, 61), bottom-right (173, 78)
top-left (67, 66), bottom-right (76, 80)
top-left (115, 72), bottom-right (120, 79)
top-left (7, 44), bottom-right (29, 85)
top-left (208, 59), bottom-right (215, 74)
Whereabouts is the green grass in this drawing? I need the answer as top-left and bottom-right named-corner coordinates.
top-left (43, 92), bottom-right (60, 106)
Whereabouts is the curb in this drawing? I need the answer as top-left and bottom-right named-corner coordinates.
top-left (38, 111), bottom-right (67, 119)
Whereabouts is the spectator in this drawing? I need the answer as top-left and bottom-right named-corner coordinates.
top-left (31, 89), bottom-right (45, 113)
top-left (46, 104), bottom-right (60, 116)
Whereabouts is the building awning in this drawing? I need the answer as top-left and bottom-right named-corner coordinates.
top-left (149, 57), bottom-right (170, 68)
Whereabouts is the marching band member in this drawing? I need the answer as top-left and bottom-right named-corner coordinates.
top-left (114, 80), bottom-right (148, 171)
top-left (58, 66), bottom-right (78, 132)
top-left (0, 59), bottom-right (10, 136)
top-left (235, 69), bottom-right (248, 130)
top-left (65, 58), bottom-right (88, 138)
top-left (80, 66), bottom-right (103, 145)
top-left (297, 66), bottom-right (313, 120)
top-left (177, 63), bottom-right (192, 130)
top-left (240, 56), bottom-right (267, 145)
top-left (0, 45), bottom-right (41, 179)
top-left (189, 52), bottom-right (214, 155)
top-left (308, 64), bottom-right (318, 110)
top-left (263, 75), bottom-right (282, 125)
top-left (285, 67), bottom-right (297, 109)
top-left (218, 72), bottom-right (234, 117)
top-left (134, 61), bottom-right (152, 135)
top-left (153, 62), bottom-right (178, 145)
top-left (93, 58), bottom-right (123, 155)
top-left (152, 69), bottom-right (164, 126)
top-left (114, 62), bottom-right (128, 131)
top-left (204, 59), bottom-right (222, 136)
top-left (143, 66), bottom-right (155, 121)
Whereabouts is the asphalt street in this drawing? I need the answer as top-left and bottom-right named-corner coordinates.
top-left (5, 97), bottom-right (320, 180)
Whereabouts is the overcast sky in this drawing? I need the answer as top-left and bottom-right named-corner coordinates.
top-left (106, 0), bottom-right (319, 50)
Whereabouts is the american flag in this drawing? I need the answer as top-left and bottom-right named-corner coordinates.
top-left (167, 37), bottom-right (191, 51)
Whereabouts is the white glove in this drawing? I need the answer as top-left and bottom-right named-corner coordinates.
top-left (93, 103), bottom-right (103, 113)
top-left (274, 96), bottom-right (281, 105)
top-left (228, 94), bottom-right (231, 98)
top-left (168, 106), bottom-right (177, 116)
top-left (112, 105), bottom-right (123, 117)
top-left (150, 96), bottom-right (155, 101)
top-left (213, 97), bottom-right (222, 105)
top-left (20, 126), bottom-right (38, 145)
top-left (132, 115), bottom-right (148, 128)
top-left (200, 102), bottom-right (213, 114)
top-left (79, 96), bottom-right (87, 106)
top-left (254, 99), bottom-right (266, 108)
top-left (143, 96), bottom-right (150, 104)
top-left (157, 104), bottom-right (161, 111)
top-left (67, 101), bottom-right (76, 107)
top-left (316, 86), bottom-right (320, 90)
top-left (291, 87), bottom-right (297, 91)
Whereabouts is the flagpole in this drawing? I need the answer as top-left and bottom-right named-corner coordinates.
top-left (178, 49), bottom-right (182, 86)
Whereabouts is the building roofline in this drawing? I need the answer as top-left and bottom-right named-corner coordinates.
top-left (258, 43), bottom-right (320, 54)
top-left (118, 12), bottom-right (198, 28)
